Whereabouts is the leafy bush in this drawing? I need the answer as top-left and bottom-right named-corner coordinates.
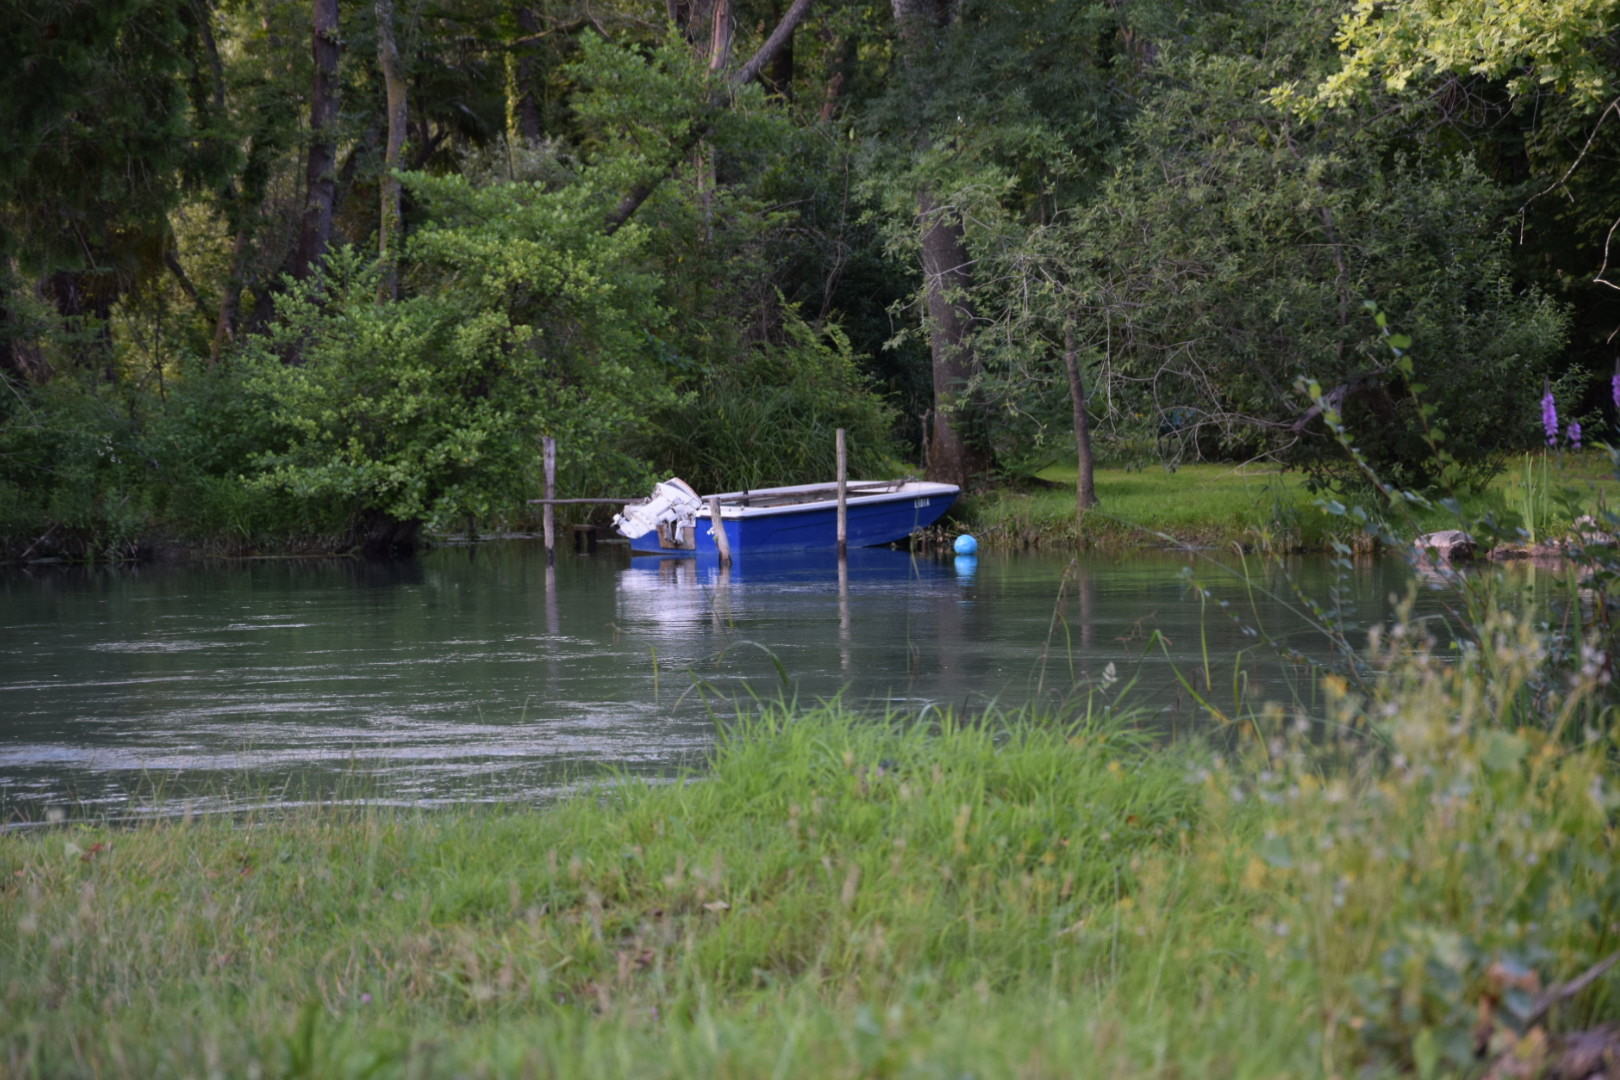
top-left (1071, 47), bottom-right (1569, 490)
top-left (648, 303), bottom-right (903, 493)
top-left (234, 167), bottom-right (677, 542)
top-left (0, 371), bottom-right (158, 559)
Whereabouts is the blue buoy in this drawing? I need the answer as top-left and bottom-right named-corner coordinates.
top-left (953, 533), bottom-right (978, 555)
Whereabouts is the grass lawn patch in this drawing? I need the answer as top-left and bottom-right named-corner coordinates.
top-left (953, 452), bottom-right (1620, 552)
top-left (957, 463), bottom-right (1338, 551)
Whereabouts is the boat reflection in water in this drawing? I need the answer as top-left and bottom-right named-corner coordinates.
top-left (614, 547), bottom-right (981, 698)
top-left (623, 546), bottom-right (953, 587)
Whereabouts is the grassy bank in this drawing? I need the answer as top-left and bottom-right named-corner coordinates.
top-left (953, 452), bottom-right (1620, 552)
top-left (4, 606), bottom-right (1617, 1078)
top-left (958, 463), bottom-right (1334, 551)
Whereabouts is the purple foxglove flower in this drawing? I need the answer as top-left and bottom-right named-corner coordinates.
top-left (1543, 389), bottom-right (1559, 447)
top-left (1569, 420), bottom-right (1583, 449)
top-left (1612, 373), bottom-right (1620, 413)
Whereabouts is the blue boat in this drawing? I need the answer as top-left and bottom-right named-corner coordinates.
top-left (613, 478), bottom-right (959, 556)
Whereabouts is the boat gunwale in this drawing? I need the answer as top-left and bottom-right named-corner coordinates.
top-left (701, 481), bottom-right (958, 519)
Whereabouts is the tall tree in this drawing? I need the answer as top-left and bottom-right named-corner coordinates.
top-left (870, 0), bottom-right (1130, 485)
top-left (290, 0), bottom-right (341, 282)
top-left (599, 0), bottom-right (813, 235)
top-left (1280, 0), bottom-right (1620, 372)
top-left (512, 5), bottom-right (545, 142)
top-left (889, 0), bottom-right (992, 488)
top-left (376, 0), bottom-right (409, 300)
top-left (1063, 325), bottom-right (1097, 512)
top-left (1074, 41), bottom-right (1569, 491)
top-left (0, 0), bottom-right (226, 376)
top-left (1285, 0), bottom-right (1618, 113)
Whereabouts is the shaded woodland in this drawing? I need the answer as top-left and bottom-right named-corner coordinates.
top-left (3, 0), bottom-right (1617, 557)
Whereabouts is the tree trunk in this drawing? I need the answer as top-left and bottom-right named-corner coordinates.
top-left (707, 0), bottom-right (733, 71)
top-left (211, 103), bottom-right (283, 346)
top-left (163, 247), bottom-right (212, 327)
top-left (43, 271), bottom-right (117, 382)
top-left (213, 228), bottom-right (250, 358)
top-left (818, 29), bottom-right (853, 120)
top-left (376, 0), bottom-right (408, 301)
top-left (668, 0), bottom-right (694, 36)
top-left (514, 7), bottom-right (544, 142)
top-left (765, 0), bottom-right (794, 97)
top-left (188, 0), bottom-right (245, 359)
top-left (918, 191), bottom-right (990, 487)
top-left (1064, 326), bottom-right (1098, 526)
top-left (0, 293), bottom-right (51, 384)
top-left (291, 0), bottom-right (340, 283)
top-left (893, 0), bottom-right (991, 487)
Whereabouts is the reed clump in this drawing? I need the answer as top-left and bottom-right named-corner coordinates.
top-left (3, 593), bottom-right (1616, 1080)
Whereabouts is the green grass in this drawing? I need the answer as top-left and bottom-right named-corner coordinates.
top-left (4, 620), bottom-right (1617, 1080)
top-left (1482, 449), bottom-right (1619, 545)
top-left (958, 462), bottom-right (1343, 551)
top-left (955, 452), bottom-right (1620, 552)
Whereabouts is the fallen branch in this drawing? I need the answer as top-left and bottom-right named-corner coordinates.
top-left (18, 524), bottom-right (56, 560)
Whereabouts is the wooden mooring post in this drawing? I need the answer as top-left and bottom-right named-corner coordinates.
top-left (542, 435), bottom-right (556, 567)
top-left (836, 428), bottom-right (848, 559)
top-left (707, 496), bottom-right (733, 568)
top-left (525, 442), bottom-right (644, 560)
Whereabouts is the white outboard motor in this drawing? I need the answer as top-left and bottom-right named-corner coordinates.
top-left (613, 478), bottom-right (704, 540)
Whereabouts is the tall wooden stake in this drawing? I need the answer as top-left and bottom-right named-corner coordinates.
top-left (1064, 326), bottom-right (1098, 537)
top-left (543, 436), bottom-right (556, 567)
top-left (707, 497), bottom-right (733, 568)
top-left (836, 427), bottom-right (848, 559)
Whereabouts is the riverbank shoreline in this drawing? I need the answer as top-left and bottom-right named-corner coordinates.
top-left (951, 453), bottom-right (1620, 555)
top-left (6, 452), bottom-right (1618, 565)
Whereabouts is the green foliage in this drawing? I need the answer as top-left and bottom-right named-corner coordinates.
top-left (3, 0), bottom-right (1615, 556)
top-left (0, 337), bottom-right (365, 557)
top-left (0, 0), bottom-right (223, 262)
top-left (0, 372), bottom-right (149, 558)
top-left (567, 32), bottom-right (711, 164)
top-left (0, 0), bottom-right (234, 373)
top-left (1285, 0), bottom-right (1620, 112)
top-left (752, 127), bottom-right (934, 434)
top-left (1071, 46), bottom-right (1568, 491)
top-left (238, 165), bottom-right (672, 532)
top-left (1282, 0), bottom-right (1620, 391)
top-left (1297, 289), bottom-right (1567, 496)
top-left (648, 303), bottom-right (901, 493)
top-left (864, 0), bottom-right (1124, 196)
top-left (567, 32), bottom-right (808, 364)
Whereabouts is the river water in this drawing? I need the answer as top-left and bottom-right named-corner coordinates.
top-left (0, 542), bottom-right (1442, 821)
